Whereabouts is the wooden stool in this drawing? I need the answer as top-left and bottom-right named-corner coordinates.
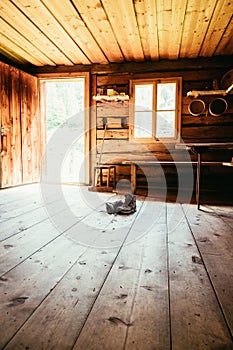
top-left (94, 165), bottom-right (116, 189)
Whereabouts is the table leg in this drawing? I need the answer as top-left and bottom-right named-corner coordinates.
top-left (113, 167), bottom-right (116, 189)
top-left (196, 152), bottom-right (202, 209)
top-left (131, 164), bottom-right (137, 193)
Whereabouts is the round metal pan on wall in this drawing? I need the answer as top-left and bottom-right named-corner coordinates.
top-left (209, 98), bottom-right (228, 116)
top-left (188, 99), bottom-right (206, 116)
top-left (221, 69), bottom-right (233, 89)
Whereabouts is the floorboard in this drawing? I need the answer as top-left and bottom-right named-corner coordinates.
top-left (183, 203), bottom-right (233, 337)
top-left (168, 203), bottom-right (232, 349)
top-left (207, 205), bottom-right (233, 229)
top-left (0, 184), bottom-right (232, 350)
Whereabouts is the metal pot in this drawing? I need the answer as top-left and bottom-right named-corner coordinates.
top-left (188, 99), bottom-right (206, 116)
top-left (209, 98), bottom-right (228, 116)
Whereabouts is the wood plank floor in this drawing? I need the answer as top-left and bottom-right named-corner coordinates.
top-left (0, 184), bottom-right (232, 350)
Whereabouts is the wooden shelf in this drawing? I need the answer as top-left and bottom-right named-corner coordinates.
top-left (222, 162), bottom-right (233, 167)
top-left (93, 95), bottom-right (129, 101)
top-left (187, 83), bottom-right (233, 98)
top-left (187, 90), bottom-right (227, 98)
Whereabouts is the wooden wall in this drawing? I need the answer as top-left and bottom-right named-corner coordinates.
top-left (1, 58), bottom-right (232, 199)
top-left (91, 66), bottom-right (233, 198)
top-left (0, 62), bottom-right (44, 188)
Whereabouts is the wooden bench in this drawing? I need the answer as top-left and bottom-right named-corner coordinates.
top-left (122, 160), bottom-right (223, 207)
top-left (175, 143), bottom-right (233, 208)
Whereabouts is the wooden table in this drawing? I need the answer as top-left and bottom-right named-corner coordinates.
top-left (122, 160), bottom-right (201, 195)
top-left (122, 159), bottom-right (222, 205)
top-left (175, 143), bottom-right (233, 209)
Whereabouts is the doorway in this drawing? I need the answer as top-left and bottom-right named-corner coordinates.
top-left (42, 76), bottom-right (89, 184)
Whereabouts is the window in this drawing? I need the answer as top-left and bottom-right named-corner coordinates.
top-left (130, 77), bottom-right (182, 142)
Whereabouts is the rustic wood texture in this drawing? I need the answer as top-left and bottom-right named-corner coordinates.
top-left (0, 0), bottom-right (71, 66)
top-left (20, 71), bottom-right (42, 184)
top-left (11, 0), bottom-right (90, 65)
top-left (0, 62), bottom-right (22, 187)
top-left (72, 0), bottom-right (123, 63)
top-left (0, 62), bottom-right (45, 188)
top-left (42, 0), bottom-right (107, 64)
top-left (34, 57), bottom-right (233, 76)
top-left (0, 184), bottom-right (232, 349)
top-left (0, 0), bottom-right (232, 67)
top-left (167, 203), bottom-right (233, 349)
top-left (183, 203), bottom-right (233, 335)
top-left (97, 101), bottom-right (129, 117)
top-left (200, 0), bottom-right (233, 57)
top-left (90, 65), bottom-right (233, 196)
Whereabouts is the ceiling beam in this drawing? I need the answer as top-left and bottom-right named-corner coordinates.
top-left (31, 56), bottom-right (233, 77)
top-left (1, 55), bottom-right (232, 77)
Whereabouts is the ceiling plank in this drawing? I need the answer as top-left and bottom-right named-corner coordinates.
top-left (134, 0), bottom-right (159, 60)
top-left (42, 0), bottom-right (108, 64)
top-left (0, 45), bottom-right (28, 65)
top-left (0, 18), bottom-right (55, 66)
top-left (156, 0), bottom-right (173, 59)
top-left (0, 32), bottom-right (44, 66)
top-left (10, 0), bottom-right (90, 64)
top-left (200, 0), bottom-right (233, 57)
top-left (169, 0), bottom-right (187, 59)
top-left (215, 19), bottom-right (233, 56)
top-left (186, 0), bottom-right (218, 58)
top-left (0, 0), bottom-right (232, 68)
top-left (72, 0), bottom-right (123, 63)
top-left (101, 0), bottom-right (144, 61)
top-left (0, 0), bottom-right (73, 65)
top-left (180, 0), bottom-right (209, 58)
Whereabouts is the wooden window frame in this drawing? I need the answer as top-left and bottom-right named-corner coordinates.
top-left (129, 77), bottom-right (182, 143)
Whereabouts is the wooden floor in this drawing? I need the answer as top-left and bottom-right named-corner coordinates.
top-left (0, 184), bottom-right (232, 350)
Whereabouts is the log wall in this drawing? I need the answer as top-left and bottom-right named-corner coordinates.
top-left (91, 67), bottom-right (233, 197)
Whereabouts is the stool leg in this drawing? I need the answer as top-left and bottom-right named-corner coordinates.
top-left (100, 168), bottom-right (103, 186)
top-left (107, 169), bottom-right (110, 187)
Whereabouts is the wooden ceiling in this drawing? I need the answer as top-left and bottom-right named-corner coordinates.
top-left (0, 0), bottom-right (232, 68)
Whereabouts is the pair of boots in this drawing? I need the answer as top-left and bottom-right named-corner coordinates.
top-left (106, 193), bottom-right (136, 215)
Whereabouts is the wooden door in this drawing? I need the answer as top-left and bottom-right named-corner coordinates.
top-left (0, 63), bottom-right (22, 188)
top-left (0, 62), bottom-right (45, 188)
top-left (20, 71), bottom-right (44, 184)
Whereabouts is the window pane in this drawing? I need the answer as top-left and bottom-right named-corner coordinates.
top-left (157, 83), bottom-right (176, 110)
top-left (156, 111), bottom-right (175, 138)
top-left (134, 111), bottom-right (152, 138)
top-left (135, 84), bottom-right (153, 110)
